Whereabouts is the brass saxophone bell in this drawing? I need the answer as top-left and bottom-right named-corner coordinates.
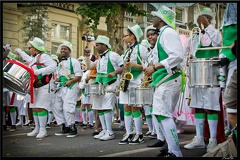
top-left (124, 72), bottom-right (133, 80)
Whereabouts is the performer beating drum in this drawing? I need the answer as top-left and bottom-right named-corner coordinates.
top-left (184, 8), bottom-right (222, 152)
top-left (15, 37), bottom-right (57, 139)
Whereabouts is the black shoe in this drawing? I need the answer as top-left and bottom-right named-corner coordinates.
top-left (164, 152), bottom-right (177, 157)
top-left (129, 134), bottom-right (144, 145)
top-left (159, 142), bottom-right (168, 152)
top-left (55, 124), bottom-right (69, 136)
top-left (24, 120), bottom-right (33, 126)
top-left (67, 124), bottom-right (77, 138)
top-left (3, 125), bottom-right (7, 131)
top-left (147, 140), bottom-right (165, 147)
top-left (157, 150), bottom-right (168, 157)
top-left (92, 131), bottom-right (99, 136)
top-left (87, 124), bottom-right (94, 129)
top-left (119, 134), bottom-right (133, 145)
top-left (9, 125), bottom-right (16, 132)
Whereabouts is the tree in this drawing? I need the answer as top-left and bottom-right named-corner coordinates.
top-left (19, 3), bottom-right (51, 46)
top-left (75, 3), bottom-right (148, 55)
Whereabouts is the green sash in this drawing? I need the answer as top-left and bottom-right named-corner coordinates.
top-left (59, 57), bottom-right (75, 89)
top-left (150, 27), bottom-right (181, 87)
top-left (95, 52), bottom-right (117, 85)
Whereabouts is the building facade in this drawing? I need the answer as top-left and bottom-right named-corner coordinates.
top-left (3, 3), bottom-right (226, 60)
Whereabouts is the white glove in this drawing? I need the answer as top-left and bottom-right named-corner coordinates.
top-left (5, 44), bottom-right (11, 50)
top-left (34, 69), bottom-right (40, 76)
top-left (15, 48), bottom-right (23, 54)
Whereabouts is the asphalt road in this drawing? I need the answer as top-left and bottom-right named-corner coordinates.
top-left (2, 123), bottom-right (207, 157)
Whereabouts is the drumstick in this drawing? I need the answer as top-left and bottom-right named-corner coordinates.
top-left (196, 46), bottom-right (231, 50)
top-left (89, 74), bottom-right (108, 78)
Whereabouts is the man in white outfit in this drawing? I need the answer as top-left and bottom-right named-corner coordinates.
top-left (144, 5), bottom-right (184, 157)
top-left (183, 8), bottom-right (222, 152)
top-left (85, 35), bottom-right (124, 141)
top-left (15, 37), bottom-right (57, 139)
top-left (53, 41), bottom-right (82, 138)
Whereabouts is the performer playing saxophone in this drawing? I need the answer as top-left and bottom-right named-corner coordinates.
top-left (118, 24), bottom-right (148, 145)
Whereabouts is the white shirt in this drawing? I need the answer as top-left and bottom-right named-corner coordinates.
top-left (152, 26), bottom-right (184, 73)
top-left (57, 57), bottom-right (83, 78)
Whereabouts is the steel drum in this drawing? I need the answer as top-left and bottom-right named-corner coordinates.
top-left (3, 60), bottom-right (31, 95)
top-left (188, 58), bottom-right (220, 88)
top-left (128, 87), bottom-right (153, 105)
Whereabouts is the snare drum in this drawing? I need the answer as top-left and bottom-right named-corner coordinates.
top-left (85, 84), bottom-right (104, 95)
top-left (3, 60), bottom-right (31, 95)
top-left (128, 87), bottom-right (154, 105)
top-left (188, 58), bottom-right (220, 88)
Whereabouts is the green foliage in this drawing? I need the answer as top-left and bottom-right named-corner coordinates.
top-left (75, 3), bottom-right (148, 33)
top-left (20, 3), bottom-right (51, 45)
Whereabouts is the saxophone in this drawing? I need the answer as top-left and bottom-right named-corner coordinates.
top-left (119, 43), bottom-right (133, 92)
top-left (140, 60), bottom-right (153, 87)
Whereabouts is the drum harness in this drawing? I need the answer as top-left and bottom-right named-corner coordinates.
top-left (30, 53), bottom-right (52, 93)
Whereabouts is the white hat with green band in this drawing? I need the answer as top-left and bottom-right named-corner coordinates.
top-left (128, 24), bottom-right (143, 42)
top-left (51, 54), bottom-right (59, 63)
top-left (144, 25), bottom-right (156, 37)
top-left (29, 37), bottom-right (47, 53)
top-left (59, 41), bottom-right (73, 53)
top-left (199, 8), bottom-right (215, 18)
top-left (151, 5), bottom-right (176, 29)
top-left (94, 35), bottom-right (111, 49)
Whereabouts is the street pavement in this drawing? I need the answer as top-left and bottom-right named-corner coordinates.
top-left (2, 122), bottom-right (207, 157)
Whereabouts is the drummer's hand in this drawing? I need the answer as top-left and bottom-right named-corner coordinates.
top-left (5, 44), bottom-right (11, 50)
top-left (15, 48), bottom-right (23, 54)
top-left (33, 69), bottom-right (40, 76)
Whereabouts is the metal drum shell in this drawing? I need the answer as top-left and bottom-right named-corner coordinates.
top-left (3, 61), bottom-right (30, 96)
top-left (85, 84), bottom-right (104, 95)
top-left (188, 58), bottom-right (220, 88)
top-left (128, 87), bottom-right (154, 105)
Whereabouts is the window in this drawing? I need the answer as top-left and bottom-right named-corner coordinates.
top-left (176, 8), bottom-right (183, 23)
top-left (146, 3), bottom-right (156, 23)
top-left (51, 23), bottom-right (70, 40)
top-left (51, 22), bottom-right (71, 54)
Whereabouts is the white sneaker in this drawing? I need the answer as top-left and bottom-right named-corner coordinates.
top-left (100, 133), bottom-right (114, 141)
top-left (184, 136), bottom-right (205, 149)
top-left (27, 127), bottom-right (39, 136)
top-left (94, 130), bottom-right (105, 139)
top-left (36, 128), bottom-right (47, 139)
top-left (207, 138), bottom-right (217, 152)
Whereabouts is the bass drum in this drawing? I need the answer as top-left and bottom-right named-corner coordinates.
top-left (3, 60), bottom-right (30, 95)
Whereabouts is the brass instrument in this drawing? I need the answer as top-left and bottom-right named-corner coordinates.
top-left (140, 60), bottom-right (153, 87)
top-left (119, 43), bottom-right (133, 92)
